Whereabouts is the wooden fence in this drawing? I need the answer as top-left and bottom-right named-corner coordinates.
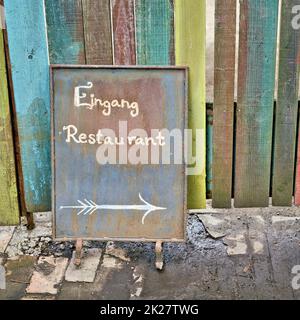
top-left (212, 0), bottom-right (300, 208)
top-left (0, 0), bottom-right (299, 225)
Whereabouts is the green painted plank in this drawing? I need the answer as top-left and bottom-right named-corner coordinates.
top-left (175, 0), bottom-right (206, 209)
top-left (212, 0), bottom-right (236, 208)
top-left (45, 0), bottom-right (85, 64)
top-left (273, 0), bottom-right (300, 206)
top-left (82, 0), bottom-right (112, 64)
top-left (135, 0), bottom-right (174, 65)
top-left (0, 29), bottom-right (20, 225)
top-left (5, 0), bottom-right (51, 212)
top-left (235, 0), bottom-right (278, 207)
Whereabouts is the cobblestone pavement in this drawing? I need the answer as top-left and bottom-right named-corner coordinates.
top-left (1, 203), bottom-right (300, 300)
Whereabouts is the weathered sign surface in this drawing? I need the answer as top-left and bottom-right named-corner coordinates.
top-left (51, 66), bottom-right (187, 241)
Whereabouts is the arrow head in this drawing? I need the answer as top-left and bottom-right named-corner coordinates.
top-left (139, 193), bottom-right (166, 224)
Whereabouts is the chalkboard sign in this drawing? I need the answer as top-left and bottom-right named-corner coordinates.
top-left (51, 66), bottom-right (187, 241)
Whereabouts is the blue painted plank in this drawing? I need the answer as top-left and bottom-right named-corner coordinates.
top-left (5, 0), bottom-right (51, 212)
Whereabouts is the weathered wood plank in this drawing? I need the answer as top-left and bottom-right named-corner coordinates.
top-left (206, 104), bottom-right (213, 199)
top-left (212, 0), bottom-right (236, 208)
top-left (0, 29), bottom-right (19, 225)
top-left (296, 141), bottom-right (300, 204)
top-left (274, 1), bottom-right (300, 206)
top-left (295, 109), bottom-right (300, 205)
top-left (5, 0), bottom-right (51, 212)
top-left (82, 0), bottom-right (112, 64)
top-left (111, 0), bottom-right (136, 65)
top-left (175, 0), bottom-right (206, 209)
top-left (235, 0), bottom-right (278, 207)
top-left (206, 105), bottom-right (213, 199)
top-left (135, 0), bottom-right (174, 65)
top-left (45, 0), bottom-right (85, 64)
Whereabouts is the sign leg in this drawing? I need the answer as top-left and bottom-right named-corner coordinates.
top-left (155, 241), bottom-right (164, 271)
top-left (74, 239), bottom-right (83, 267)
top-left (26, 212), bottom-right (35, 230)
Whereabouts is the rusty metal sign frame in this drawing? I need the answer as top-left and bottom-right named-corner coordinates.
top-left (50, 65), bottom-right (188, 242)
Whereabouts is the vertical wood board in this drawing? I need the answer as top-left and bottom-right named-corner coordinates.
top-left (235, 0), bottom-right (278, 207)
top-left (212, 0), bottom-right (236, 208)
top-left (206, 104), bottom-right (213, 199)
top-left (274, 1), bottom-right (300, 206)
top-left (174, 0), bottom-right (206, 209)
top-left (82, 0), bottom-right (112, 64)
top-left (0, 29), bottom-right (19, 225)
top-left (45, 0), bottom-right (85, 64)
top-left (135, 0), bottom-right (174, 65)
top-left (5, 0), bottom-right (51, 212)
top-left (111, 0), bottom-right (136, 65)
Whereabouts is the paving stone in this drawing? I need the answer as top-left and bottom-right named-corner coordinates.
top-left (197, 214), bottom-right (227, 239)
top-left (215, 256), bottom-right (239, 299)
top-left (130, 265), bottom-right (145, 299)
top-left (0, 227), bottom-right (15, 253)
top-left (59, 255), bottom-right (123, 300)
top-left (33, 212), bottom-right (52, 224)
top-left (26, 256), bottom-right (68, 295)
top-left (248, 215), bottom-right (267, 255)
top-left (0, 255), bottom-right (36, 300)
top-left (224, 233), bottom-right (248, 256)
top-left (272, 216), bottom-right (300, 224)
top-left (59, 267), bottom-right (112, 300)
top-left (65, 249), bottom-right (102, 283)
top-left (105, 242), bottom-right (130, 262)
top-left (102, 254), bottom-right (123, 269)
top-left (266, 231), bottom-right (295, 299)
top-left (253, 215), bottom-right (265, 224)
top-left (230, 256), bottom-right (257, 300)
top-left (5, 255), bottom-right (37, 284)
top-left (247, 216), bottom-right (277, 299)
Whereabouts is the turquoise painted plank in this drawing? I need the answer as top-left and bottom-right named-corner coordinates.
top-left (5, 0), bottom-right (51, 212)
top-left (235, 0), bottom-right (279, 207)
top-left (135, 0), bottom-right (174, 65)
top-left (45, 0), bottom-right (85, 64)
top-left (206, 104), bottom-right (213, 199)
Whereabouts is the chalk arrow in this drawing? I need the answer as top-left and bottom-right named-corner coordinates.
top-left (59, 193), bottom-right (166, 225)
